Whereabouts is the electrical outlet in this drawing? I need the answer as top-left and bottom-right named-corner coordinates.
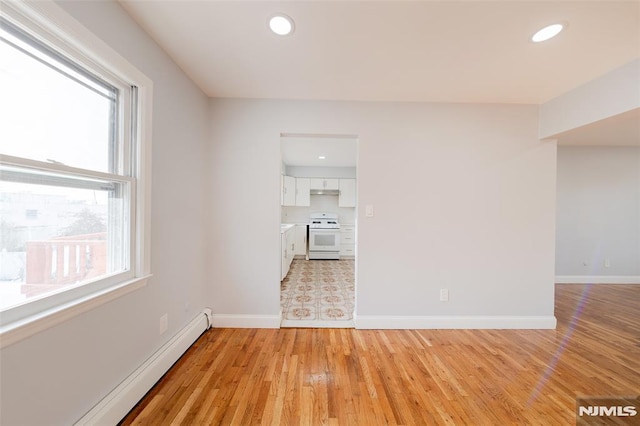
top-left (159, 313), bottom-right (168, 335)
top-left (440, 289), bottom-right (449, 302)
top-left (604, 259), bottom-right (611, 268)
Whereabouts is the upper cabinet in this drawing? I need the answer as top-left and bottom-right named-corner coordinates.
top-left (282, 175), bottom-right (296, 206)
top-left (310, 178), bottom-right (339, 190)
top-left (338, 179), bottom-right (356, 207)
top-left (295, 178), bottom-right (310, 206)
top-left (283, 176), bottom-right (356, 208)
top-left (282, 176), bottom-right (311, 206)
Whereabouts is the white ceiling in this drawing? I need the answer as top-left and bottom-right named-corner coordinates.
top-left (120, 0), bottom-right (639, 104)
top-left (119, 1), bottom-right (639, 148)
top-left (281, 136), bottom-right (357, 167)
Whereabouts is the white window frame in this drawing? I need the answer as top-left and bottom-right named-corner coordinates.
top-left (0, 0), bottom-right (153, 348)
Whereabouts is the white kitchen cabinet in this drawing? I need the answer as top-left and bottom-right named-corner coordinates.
top-left (281, 225), bottom-right (295, 280)
top-left (282, 175), bottom-right (296, 206)
top-left (338, 179), bottom-right (356, 207)
top-left (281, 234), bottom-right (287, 280)
top-left (310, 178), bottom-right (339, 190)
top-left (295, 178), bottom-right (310, 206)
top-left (340, 225), bottom-right (356, 257)
top-left (287, 227), bottom-right (295, 267)
top-left (294, 224), bottom-right (308, 256)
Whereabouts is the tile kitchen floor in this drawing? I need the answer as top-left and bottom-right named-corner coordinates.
top-left (280, 259), bottom-right (355, 328)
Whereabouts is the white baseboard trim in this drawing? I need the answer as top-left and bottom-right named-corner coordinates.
top-left (211, 314), bottom-right (281, 328)
top-left (355, 315), bottom-right (557, 330)
top-left (555, 275), bottom-right (640, 284)
top-left (75, 308), bottom-right (212, 426)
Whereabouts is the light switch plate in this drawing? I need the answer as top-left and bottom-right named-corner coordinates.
top-left (365, 205), bottom-right (374, 217)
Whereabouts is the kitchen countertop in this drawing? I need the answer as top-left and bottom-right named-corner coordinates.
top-left (280, 224), bottom-right (295, 233)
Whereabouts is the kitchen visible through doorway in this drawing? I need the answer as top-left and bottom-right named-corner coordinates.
top-left (279, 133), bottom-right (358, 328)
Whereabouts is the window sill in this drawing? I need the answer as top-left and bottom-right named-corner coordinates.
top-left (0, 275), bottom-right (151, 349)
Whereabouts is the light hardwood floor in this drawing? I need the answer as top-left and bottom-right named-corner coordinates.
top-left (120, 285), bottom-right (640, 425)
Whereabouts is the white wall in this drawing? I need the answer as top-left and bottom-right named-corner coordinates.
top-left (0, 2), bottom-right (211, 425)
top-left (286, 166), bottom-right (357, 178)
top-left (556, 146), bottom-right (640, 281)
top-left (209, 99), bottom-right (557, 326)
top-left (282, 195), bottom-right (356, 225)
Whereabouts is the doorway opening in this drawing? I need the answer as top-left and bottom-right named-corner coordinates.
top-left (279, 134), bottom-right (358, 328)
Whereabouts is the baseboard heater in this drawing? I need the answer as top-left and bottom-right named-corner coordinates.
top-left (75, 308), bottom-right (213, 426)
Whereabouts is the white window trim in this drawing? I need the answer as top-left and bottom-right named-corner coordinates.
top-left (0, 0), bottom-right (153, 348)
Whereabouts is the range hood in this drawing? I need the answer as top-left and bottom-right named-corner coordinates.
top-left (310, 189), bottom-right (340, 195)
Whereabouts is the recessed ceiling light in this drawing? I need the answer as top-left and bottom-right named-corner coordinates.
top-left (531, 23), bottom-right (565, 43)
top-left (268, 14), bottom-right (294, 36)
top-left (318, 156), bottom-right (326, 160)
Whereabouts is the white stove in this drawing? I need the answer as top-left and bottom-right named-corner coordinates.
top-left (308, 213), bottom-right (341, 260)
top-left (310, 212), bottom-right (340, 229)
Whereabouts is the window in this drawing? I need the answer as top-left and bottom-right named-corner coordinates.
top-left (0, 2), bottom-right (151, 343)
